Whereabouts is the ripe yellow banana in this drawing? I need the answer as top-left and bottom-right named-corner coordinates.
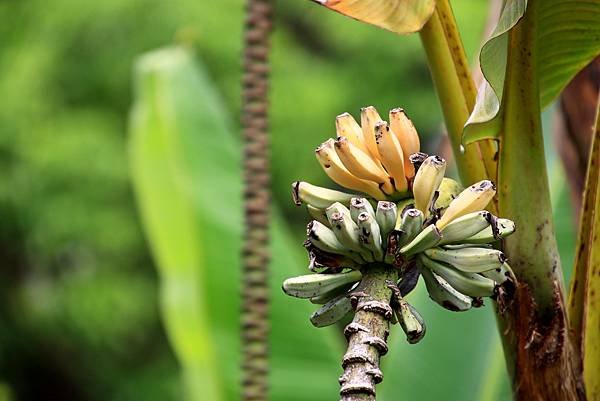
top-left (389, 108), bottom-right (420, 179)
top-left (374, 121), bottom-right (408, 192)
top-left (412, 155), bottom-right (446, 215)
top-left (334, 136), bottom-right (394, 194)
top-left (335, 112), bottom-right (369, 154)
top-left (436, 180), bottom-right (496, 229)
top-left (315, 139), bottom-right (386, 199)
top-left (360, 106), bottom-right (384, 161)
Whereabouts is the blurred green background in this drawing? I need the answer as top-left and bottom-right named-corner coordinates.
top-left (0, 0), bottom-right (576, 400)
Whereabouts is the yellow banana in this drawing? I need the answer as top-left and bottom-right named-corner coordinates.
top-left (334, 136), bottom-right (394, 194)
top-left (412, 155), bottom-right (446, 215)
top-left (335, 112), bottom-right (369, 154)
top-left (374, 121), bottom-right (408, 193)
top-left (389, 108), bottom-right (420, 179)
top-left (360, 106), bottom-right (384, 162)
top-left (436, 180), bottom-right (496, 229)
top-left (315, 139), bottom-right (386, 199)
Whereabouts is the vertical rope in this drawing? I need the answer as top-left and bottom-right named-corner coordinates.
top-left (241, 0), bottom-right (272, 400)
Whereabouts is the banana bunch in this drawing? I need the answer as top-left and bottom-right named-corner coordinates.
top-left (283, 106), bottom-right (517, 344)
top-left (314, 106), bottom-right (421, 200)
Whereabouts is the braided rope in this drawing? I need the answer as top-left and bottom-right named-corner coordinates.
top-left (241, 0), bottom-right (272, 400)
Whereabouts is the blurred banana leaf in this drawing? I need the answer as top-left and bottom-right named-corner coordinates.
top-left (128, 46), bottom-right (341, 401)
top-left (463, 0), bottom-right (600, 144)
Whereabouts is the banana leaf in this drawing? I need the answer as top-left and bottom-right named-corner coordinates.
top-left (463, 0), bottom-right (600, 144)
top-left (128, 46), bottom-right (340, 401)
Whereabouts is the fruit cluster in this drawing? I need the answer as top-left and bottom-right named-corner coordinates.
top-left (282, 106), bottom-right (516, 344)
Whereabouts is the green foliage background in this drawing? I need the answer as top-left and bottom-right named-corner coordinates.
top-left (0, 0), bottom-right (576, 400)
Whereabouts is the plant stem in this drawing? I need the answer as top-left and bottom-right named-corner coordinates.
top-left (419, 0), bottom-right (497, 188)
top-left (241, 0), bottom-right (272, 400)
top-left (568, 93), bottom-right (600, 399)
top-left (339, 264), bottom-right (398, 401)
top-left (496, 1), bottom-right (585, 399)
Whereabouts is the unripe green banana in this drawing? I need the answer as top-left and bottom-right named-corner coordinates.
top-left (307, 205), bottom-right (330, 227)
top-left (438, 211), bottom-right (492, 245)
top-left (304, 242), bottom-right (361, 271)
top-left (395, 299), bottom-right (426, 344)
top-left (423, 246), bottom-right (506, 273)
top-left (350, 197), bottom-right (375, 222)
top-left (442, 243), bottom-right (492, 250)
top-left (357, 212), bottom-right (384, 261)
top-left (460, 218), bottom-right (516, 244)
top-left (282, 270), bottom-right (362, 298)
top-left (421, 268), bottom-right (472, 312)
top-left (307, 220), bottom-right (362, 263)
top-left (326, 202), bottom-right (372, 261)
top-left (412, 155), bottom-right (446, 215)
top-left (419, 255), bottom-right (496, 297)
top-left (395, 208), bottom-right (425, 247)
top-left (435, 177), bottom-right (463, 210)
top-left (376, 201), bottom-right (397, 240)
top-left (292, 181), bottom-right (357, 209)
top-left (310, 282), bottom-right (356, 304)
top-left (310, 294), bottom-right (354, 327)
top-left (436, 180), bottom-right (496, 229)
top-left (399, 224), bottom-right (442, 257)
top-left (480, 262), bottom-right (515, 285)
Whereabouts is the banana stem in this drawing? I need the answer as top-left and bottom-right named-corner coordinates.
top-left (419, 0), bottom-right (498, 189)
top-left (496, 1), bottom-right (585, 399)
top-left (339, 264), bottom-right (398, 401)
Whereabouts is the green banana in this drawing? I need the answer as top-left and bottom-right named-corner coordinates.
top-left (375, 201), bottom-right (397, 240)
top-left (412, 155), bottom-right (446, 215)
top-left (282, 270), bottom-right (362, 298)
top-left (399, 224), bottom-right (442, 257)
top-left (309, 282), bottom-right (356, 304)
top-left (442, 243), bottom-right (492, 250)
top-left (292, 181), bottom-right (357, 209)
top-left (310, 294), bottom-right (354, 327)
top-left (480, 262), bottom-right (515, 285)
top-left (350, 197), bottom-right (375, 222)
top-left (395, 299), bottom-right (426, 344)
top-left (326, 202), bottom-right (372, 261)
top-left (307, 220), bottom-right (363, 263)
top-left (435, 177), bottom-right (463, 210)
top-left (306, 205), bottom-right (330, 227)
top-left (460, 218), bottom-right (516, 244)
top-left (419, 255), bottom-right (495, 297)
top-left (423, 246), bottom-right (506, 273)
top-left (395, 208), bottom-right (424, 247)
top-left (357, 211), bottom-right (384, 261)
top-left (438, 211), bottom-right (492, 245)
top-left (421, 268), bottom-right (472, 312)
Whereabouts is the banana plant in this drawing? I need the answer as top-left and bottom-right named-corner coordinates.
top-left (282, 0), bottom-right (600, 400)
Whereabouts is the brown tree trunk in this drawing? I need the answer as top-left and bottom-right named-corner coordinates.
top-left (554, 57), bottom-right (600, 216)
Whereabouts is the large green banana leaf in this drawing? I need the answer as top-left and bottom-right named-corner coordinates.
top-left (463, 0), bottom-right (600, 144)
top-left (128, 46), bottom-right (341, 401)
